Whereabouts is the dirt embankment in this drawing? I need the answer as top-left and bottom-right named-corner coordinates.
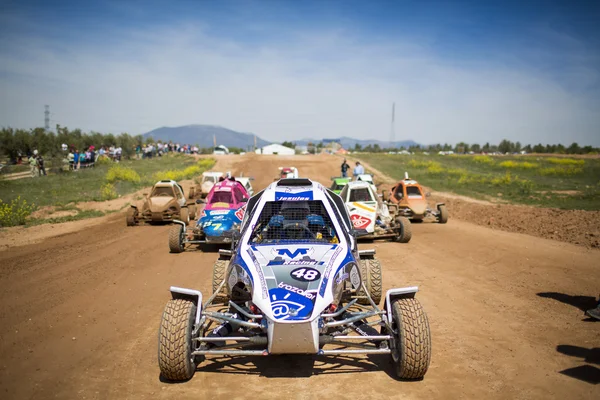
top-left (354, 157), bottom-right (600, 248)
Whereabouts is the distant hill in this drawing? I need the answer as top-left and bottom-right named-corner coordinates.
top-left (294, 136), bottom-right (420, 149)
top-left (143, 125), bottom-right (270, 149)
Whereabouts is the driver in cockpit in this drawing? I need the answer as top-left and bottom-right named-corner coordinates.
top-left (260, 201), bottom-right (338, 242)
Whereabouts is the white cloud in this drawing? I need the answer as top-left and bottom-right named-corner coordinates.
top-left (1, 20), bottom-right (599, 145)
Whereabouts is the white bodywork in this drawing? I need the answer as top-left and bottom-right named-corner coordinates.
top-left (237, 181), bottom-right (351, 353)
top-left (236, 177), bottom-right (254, 197)
top-left (340, 181), bottom-right (390, 233)
top-left (278, 167), bottom-right (299, 179)
top-left (201, 172), bottom-right (224, 195)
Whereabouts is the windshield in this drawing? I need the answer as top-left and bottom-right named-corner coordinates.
top-left (151, 186), bottom-right (174, 197)
top-left (406, 186), bottom-right (423, 199)
top-left (349, 188), bottom-right (373, 202)
top-left (210, 191), bottom-right (233, 204)
top-left (331, 181), bottom-right (347, 191)
top-left (249, 201), bottom-right (339, 244)
top-left (204, 176), bottom-right (216, 183)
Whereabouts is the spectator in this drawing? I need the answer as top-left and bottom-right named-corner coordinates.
top-left (36, 152), bottom-right (47, 176)
top-left (29, 151), bottom-right (39, 177)
top-left (68, 149), bottom-right (75, 170)
top-left (73, 149), bottom-right (80, 170)
top-left (136, 145), bottom-right (142, 159)
top-left (341, 159), bottom-right (350, 178)
top-left (353, 161), bottom-right (365, 178)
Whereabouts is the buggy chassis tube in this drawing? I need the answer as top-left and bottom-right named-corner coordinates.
top-left (385, 286), bottom-right (418, 322)
top-left (173, 219), bottom-right (207, 244)
top-left (169, 286), bottom-right (203, 325)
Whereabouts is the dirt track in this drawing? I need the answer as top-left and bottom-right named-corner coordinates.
top-left (0, 154), bottom-right (599, 400)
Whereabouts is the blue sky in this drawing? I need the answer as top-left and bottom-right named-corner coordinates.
top-left (1, 0), bottom-right (599, 145)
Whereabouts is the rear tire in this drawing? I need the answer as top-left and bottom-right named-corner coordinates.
top-left (390, 298), bottom-right (431, 379)
top-left (169, 224), bottom-right (185, 253)
top-left (158, 299), bottom-right (197, 381)
top-left (179, 207), bottom-right (190, 225)
top-left (126, 208), bottom-right (137, 226)
top-left (438, 205), bottom-right (448, 224)
top-left (394, 217), bottom-right (412, 243)
top-left (212, 260), bottom-right (229, 303)
top-left (357, 258), bottom-right (383, 305)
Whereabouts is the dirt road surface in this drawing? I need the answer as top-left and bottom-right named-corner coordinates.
top-left (0, 154), bottom-right (598, 399)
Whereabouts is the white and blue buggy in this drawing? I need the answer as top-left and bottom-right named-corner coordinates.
top-left (158, 178), bottom-right (432, 380)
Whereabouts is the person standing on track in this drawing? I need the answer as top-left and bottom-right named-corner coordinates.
top-left (341, 159), bottom-right (350, 177)
top-left (353, 161), bottom-right (365, 179)
top-left (36, 152), bottom-right (47, 176)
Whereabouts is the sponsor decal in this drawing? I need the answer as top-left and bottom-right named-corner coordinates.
top-left (319, 245), bottom-right (344, 297)
top-left (235, 207), bottom-right (245, 221)
top-left (290, 267), bottom-right (321, 282)
top-left (228, 268), bottom-right (238, 289)
top-left (209, 210), bottom-right (229, 215)
top-left (350, 214), bottom-right (371, 229)
top-left (269, 288), bottom-right (313, 320)
top-left (277, 282), bottom-right (315, 300)
top-left (350, 264), bottom-right (361, 289)
top-left (272, 248), bottom-right (314, 259)
top-left (200, 209), bottom-right (206, 218)
top-left (275, 191), bottom-right (314, 201)
top-left (335, 272), bottom-right (349, 285)
top-left (247, 249), bottom-right (268, 299)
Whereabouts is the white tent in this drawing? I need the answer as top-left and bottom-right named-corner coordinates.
top-left (255, 144), bottom-right (295, 155)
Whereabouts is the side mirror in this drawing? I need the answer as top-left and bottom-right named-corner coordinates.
top-left (353, 228), bottom-right (370, 238)
top-left (196, 199), bottom-right (205, 204)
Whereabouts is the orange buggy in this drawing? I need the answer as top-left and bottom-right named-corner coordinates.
top-left (385, 173), bottom-right (448, 223)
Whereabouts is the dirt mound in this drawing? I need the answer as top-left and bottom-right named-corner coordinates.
top-left (432, 194), bottom-right (600, 248)
top-left (354, 156), bottom-right (600, 248)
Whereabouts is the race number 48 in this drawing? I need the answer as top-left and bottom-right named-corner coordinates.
top-left (290, 267), bottom-right (321, 282)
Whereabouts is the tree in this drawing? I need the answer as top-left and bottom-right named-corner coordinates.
top-left (281, 141), bottom-right (295, 148)
top-left (353, 143), bottom-right (362, 152)
top-left (567, 142), bottom-right (581, 154)
top-left (471, 143), bottom-right (481, 153)
top-left (498, 139), bottom-right (512, 154)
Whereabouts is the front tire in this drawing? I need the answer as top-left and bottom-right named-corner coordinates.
top-left (357, 258), bottom-right (382, 305)
top-left (212, 260), bottom-right (229, 303)
top-left (437, 205), bottom-right (448, 224)
top-left (390, 298), bottom-right (431, 379)
top-left (158, 299), bottom-right (197, 381)
top-left (394, 217), bottom-right (412, 243)
top-left (126, 207), bottom-right (137, 226)
top-left (169, 224), bottom-right (185, 253)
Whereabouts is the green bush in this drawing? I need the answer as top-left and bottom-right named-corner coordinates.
top-left (0, 196), bottom-right (36, 226)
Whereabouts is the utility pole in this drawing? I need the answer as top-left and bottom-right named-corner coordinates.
top-left (44, 105), bottom-right (50, 131)
top-left (213, 134), bottom-right (216, 147)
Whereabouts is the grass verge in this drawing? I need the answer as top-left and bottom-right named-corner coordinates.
top-left (354, 154), bottom-right (600, 210)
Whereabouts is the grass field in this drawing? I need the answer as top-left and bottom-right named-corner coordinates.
top-left (0, 154), bottom-right (215, 226)
top-left (355, 154), bottom-right (600, 210)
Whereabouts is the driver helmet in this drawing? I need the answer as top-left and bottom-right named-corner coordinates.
top-left (280, 201), bottom-right (310, 221)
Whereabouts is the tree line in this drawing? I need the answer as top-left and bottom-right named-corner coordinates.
top-left (1, 127), bottom-right (597, 163)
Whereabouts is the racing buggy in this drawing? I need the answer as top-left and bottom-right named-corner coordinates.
top-left (126, 180), bottom-right (194, 226)
top-left (340, 181), bottom-right (412, 243)
top-left (168, 177), bottom-right (249, 252)
top-left (189, 171), bottom-right (226, 199)
top-left (276, 167), bottom-right (299, 180)
top-left (385, 173), bottom-right (448, 223)
top-left (330, 177), bottom-right (350, 195)
top-left (158, 178), bottom-right (431, 381)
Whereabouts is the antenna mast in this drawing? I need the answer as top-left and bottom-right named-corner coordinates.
top-left (44, 105), bottom-right (50, 131)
